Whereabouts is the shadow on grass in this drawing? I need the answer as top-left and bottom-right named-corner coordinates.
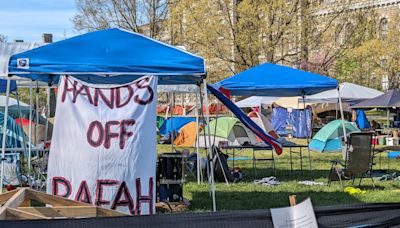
top-left (189, 190), bottom-right (362, 211)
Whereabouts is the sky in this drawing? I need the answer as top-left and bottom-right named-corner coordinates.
top-left (0, 0), bottom-right (79, 42)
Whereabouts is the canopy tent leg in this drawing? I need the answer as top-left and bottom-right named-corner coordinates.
top-left (0, 78), bottom-right (11, 193)
top-left (302, 95), bottom-right (312, 171)
top-left (15, 91), bottom-right (28, 172)
top-left (43, 88), bottom-right (50, 148)
top-left (203, 79), bottom-right (216, 212)
top-left (387, 108), bottom-right (390, 128)
top-left (199, 86), bottom-right (209, 185)
top-left (28, 83), bottom-right (33, 187)
top-left (195, 91), bottom-right (201, 184)
top-left (338, 87), bottom-right (348, 155)
top-left (35, 83), bottom-right (39, 146)
top-left (213, 100), bottom-right (229, 186)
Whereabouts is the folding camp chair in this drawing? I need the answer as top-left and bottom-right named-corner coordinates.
top-left (328, 132), bottom-right (375, 189)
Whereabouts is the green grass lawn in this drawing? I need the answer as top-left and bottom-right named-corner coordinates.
top-left (157, 140), bottom-right (400, 211)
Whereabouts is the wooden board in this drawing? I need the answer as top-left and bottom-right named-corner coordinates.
top-left (0, 188), bottom-right (128, 220)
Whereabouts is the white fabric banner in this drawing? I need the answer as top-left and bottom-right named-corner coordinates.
top-left (47, 75), bottom-right (157, 215)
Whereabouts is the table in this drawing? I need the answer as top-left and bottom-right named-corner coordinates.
top-left (374, 145), bottom-right (400, 170)
top-left (222, 143), bottom-right (311, 175)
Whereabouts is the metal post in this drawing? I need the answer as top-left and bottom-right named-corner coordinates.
top-left (203, 79), bottom-right (216, 212)
top-left (195, 91), bottom-right (201, 184)
top-left (28, 83), bottom-right (33, 186)
top-left (0, 78), bottom-right (11, 193)
top-left (338, 87), bottom-right (347, 144)
top-left (302, 95), bottom-right (311, 171)
top-left (43, 88), bottom-right (50, 147)
top-left (35, 82), bottom-right (39, 146)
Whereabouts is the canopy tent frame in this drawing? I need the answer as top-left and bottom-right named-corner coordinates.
top-left (3, 28), bottom-right (217, 210)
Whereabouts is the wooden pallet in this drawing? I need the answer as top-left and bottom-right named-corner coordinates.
top-left (0, 188), bottom-right (127, 220)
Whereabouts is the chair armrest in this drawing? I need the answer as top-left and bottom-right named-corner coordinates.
top-left (330, 159), bottom-right (345, 167)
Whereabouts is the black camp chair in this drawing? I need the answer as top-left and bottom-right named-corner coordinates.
top-left (328, 132), bottom-right (375, 189)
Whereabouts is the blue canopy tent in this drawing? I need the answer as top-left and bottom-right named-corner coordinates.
top-left (8, 28), bottom-right (205, 85)
top-left (214, 63), bottom-right (338, 97)
top-left (5, 28), bottom-right (212, 201)
top-left (213, 62), bottom-right (341, 150)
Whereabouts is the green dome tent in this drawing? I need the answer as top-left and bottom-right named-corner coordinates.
top-left (309, 120), bottom-right (360, 152)
top-left (198, 117), bottom-right (257, 147)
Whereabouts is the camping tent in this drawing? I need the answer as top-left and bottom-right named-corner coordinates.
top-left (173, 122), bottom-right (200, 147)
top-left (303, 82), bottom-right (383, 104)
top-left (235, 96), bottom-right (278, 108)
top-left (309, 120), bottom-right (360, 152)
top-left (198, 117), bottom-right (258, 147)
top-left (0, 112), bottom-right (26, 148)
top-left (158, 117), bottom-right (196, 139)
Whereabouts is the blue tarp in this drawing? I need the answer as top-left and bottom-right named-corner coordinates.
top-left (289, 108), bottom-right (312, 138)
top-left (159, 117), bottom-right (196, 138)
top-left (214, 63), bottom-right (338, 96)
top-left (272, 107), bottom-right (288, 135)
top-left (356, 109), bottom-right (371, 129)
top-left (8, 28), bottom-right (205, 85)
top-left (0, 79), bottom-right (17, 93)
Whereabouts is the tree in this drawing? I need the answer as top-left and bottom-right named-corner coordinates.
top-left (168, 0), bottom-right (373, 82)
top-left (0, 34), bottom-right (7, 42)
top-left (335, 14), bottom-right (400, 90)
top-left (73, 0), bottom-right (169, 39)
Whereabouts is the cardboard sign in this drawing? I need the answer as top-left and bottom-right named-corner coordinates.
top-left (271, 198), bottom-right (318, 228)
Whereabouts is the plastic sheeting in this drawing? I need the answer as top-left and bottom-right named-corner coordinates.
top-left (289, 108), bottom-right (312, 138)
top-left (235, 96), bottom-right (278, 108)
top-left (356, 110), bottom-right (371, 129)
top-left (272, 107), bottom-right (288, 136)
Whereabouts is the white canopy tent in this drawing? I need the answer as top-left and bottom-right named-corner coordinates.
top-left (302, 82), bottom-right (383, 103)
top-left (235, 96), bottom-right (278, 108)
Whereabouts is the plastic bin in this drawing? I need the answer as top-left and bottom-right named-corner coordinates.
top-left (378, 136), bottom-right (386, 145)
top-left (386, 137), bottom-right (394, 146)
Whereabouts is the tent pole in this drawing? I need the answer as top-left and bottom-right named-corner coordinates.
top-left (338, 87), bottom-right (347, 144)
top-left (203, 79), bottom-right (216, 212)
top-left (0, 78), bottom-right (11, 193)
top-left (43, 88), bottom-right (50, 148)
top-left (15, 92), bottom-right (28, 163)
top-left (28, 83), bottom-right (33, 187)
top-left (302, 94), bottom-right (311, 171)
top-left (195, 90), bottom-right (201, 184)
top-left (35, 82), bottom-right (39, 146)
top-left (387, 108), bottom-right (390, 128)
top-left (170, 92), bottom-right (174, 152)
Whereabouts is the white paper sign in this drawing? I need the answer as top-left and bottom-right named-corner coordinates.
top-left (47, 75), bottom-right (157, 215)
top-left (271, 198), bottom-right (318, 228)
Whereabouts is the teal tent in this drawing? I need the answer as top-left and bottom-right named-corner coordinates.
top-left (309, 120), bottom-right (360, 152)
top-left (0, 112), bottom-right (26, 148)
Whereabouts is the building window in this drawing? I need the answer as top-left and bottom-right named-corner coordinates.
top-left (380, 18), bottom-right (389, 40)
